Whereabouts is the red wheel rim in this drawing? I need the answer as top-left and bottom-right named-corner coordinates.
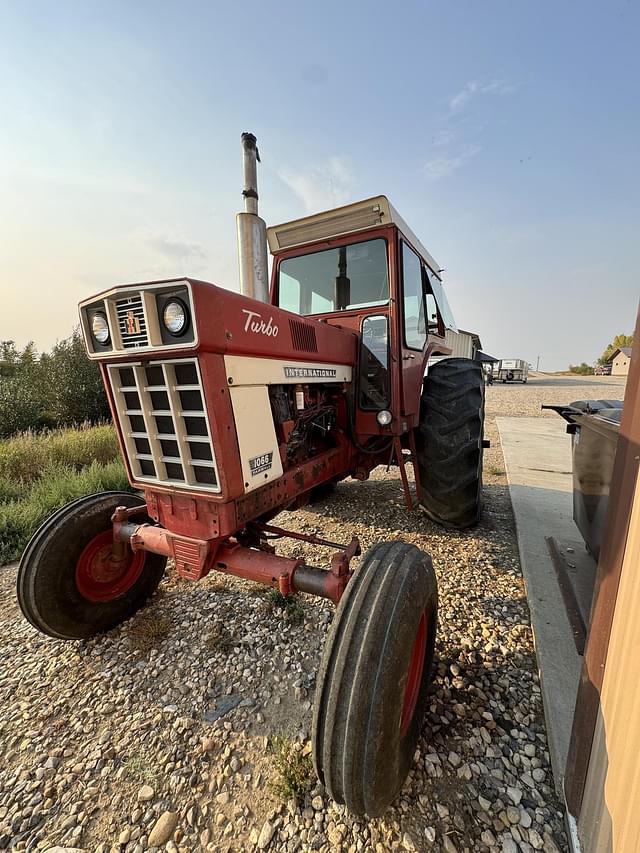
top-left (75, 530), bottom-right (145, 602)
top-left (400, 611), bottom-right (427, 737)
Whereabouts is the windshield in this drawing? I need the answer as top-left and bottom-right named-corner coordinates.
top-left (427, 269), bottom-right (457, 332)
top-left (277, 238), bottom-right (389, 315)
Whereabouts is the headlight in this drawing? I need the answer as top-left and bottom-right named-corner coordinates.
top-left (91, 312), bottom-right (110, 344)
top-left (376, 410), bottom-right (392, 426)
top-left (162, 299), bottom-right (188, 336)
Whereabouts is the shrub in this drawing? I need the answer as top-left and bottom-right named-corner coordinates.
top-left (569, 363), bottom-right (594, 375)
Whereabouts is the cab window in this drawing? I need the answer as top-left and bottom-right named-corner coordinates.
top-left (277, 239), bottom-right (389, 315)
top-left (401, 242), bottom-right (426, 349)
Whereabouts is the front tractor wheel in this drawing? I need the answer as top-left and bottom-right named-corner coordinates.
top-left (17, 492), bottom-right (167, 640)
top-left (312, 541), bottom-right (438, 817)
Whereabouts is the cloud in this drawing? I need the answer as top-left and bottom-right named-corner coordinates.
top-left (423, 144), bottom-right (481, 180)
top-left (148, 235), bottom-right (206, 263)
top-left (279, 157), bottom-right (353, 213)
top-left (448, 79), bottom-right (517, 114)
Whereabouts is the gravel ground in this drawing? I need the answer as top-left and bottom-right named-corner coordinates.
top-left (0, 376), bottom-right (626, 853)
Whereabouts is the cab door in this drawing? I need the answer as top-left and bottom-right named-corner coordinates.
top-left (399, 240), bottom-right (428, 422)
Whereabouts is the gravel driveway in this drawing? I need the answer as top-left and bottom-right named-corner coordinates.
top-left (0, 376), bottom-right (626, 853)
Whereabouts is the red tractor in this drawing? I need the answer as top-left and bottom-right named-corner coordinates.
top-left (18, 134), bottom-right (485, 816)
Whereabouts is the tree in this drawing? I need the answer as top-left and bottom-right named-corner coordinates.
top-left (0, 330), bottom-right (109, 437)
top-left (599, 334), bottom-right (634, 365)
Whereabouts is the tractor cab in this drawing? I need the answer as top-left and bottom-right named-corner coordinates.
top-left (267, 196), bottom-right (457, 432)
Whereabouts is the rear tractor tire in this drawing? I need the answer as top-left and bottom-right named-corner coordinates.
top-left (415, 357), bottom-right (485, 529)
top-left (313, 541), bottom-right (438, 816)
top-left (17, 492), bottom-right (167, 640)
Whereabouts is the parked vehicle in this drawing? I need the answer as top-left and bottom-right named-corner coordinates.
top-left (497, 358), bottom-right (529, 383)
top-left (594, 364), bottom-right (612, 375)
top-left (17, 133), bottom-right (488, 817)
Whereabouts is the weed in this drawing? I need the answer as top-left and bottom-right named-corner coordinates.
top-left (269, 736), bottom-right (313, 803)
top-left (204, 621), bottom-right (236, 654)
top-left (122, 751), bottom-right (159, 784)
top-left (486, 464), bottom-right (505, 476)
top-left (266, 590), bottom-right (305, 624)
top-left (125, 610), bottom-right (172, 655)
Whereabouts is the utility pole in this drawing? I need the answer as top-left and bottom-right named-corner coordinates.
top-left (536, 354), bottom-right (540, 372)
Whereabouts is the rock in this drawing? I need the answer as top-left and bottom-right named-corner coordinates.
top-left (137, 785), bottom-right (155, 802)
top-left (447, 751), bottom-right (461, 767)
top-left (201, 737), bottom-right (216, 753)
top-left (311, 795), bottom-right (324, 810)
top-left (506, 786), bottom-right (522, 805)
top-left (43, 849), bottom-right (86, 853)
top-left (442, 835), bottom-right (458, 853)
top-left (257, 819), bottom-right (276, 849)
top-left (148, 811), bottom-right (179, 847)
top-left (506, 806), bottom-right (520, 824)
top-left (402, 831), bottom-right (418, 851)
top-left (532, 768), bottom-right (546, 783)
top-left (501, 836), bottom-right (518, 853)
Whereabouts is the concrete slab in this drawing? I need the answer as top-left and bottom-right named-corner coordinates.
top-left (496, 417), bottom-right (585, 795)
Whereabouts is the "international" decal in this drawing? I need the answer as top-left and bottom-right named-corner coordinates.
top-left (284, 367), bottom-right (337, 379)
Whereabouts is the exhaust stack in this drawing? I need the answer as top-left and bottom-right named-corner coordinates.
top-left (236, 132), bottom-right (269, 303)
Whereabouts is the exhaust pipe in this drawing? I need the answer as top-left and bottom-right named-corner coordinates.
top-left (236, 132), bottom-right (269, 303)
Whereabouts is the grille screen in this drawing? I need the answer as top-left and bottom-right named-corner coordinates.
top-left (116, 295), bottom-right (149, 349)
top-left (108, 358), bottom-right (220, 492)
top-left (289, 319), bottom-right (318, 353)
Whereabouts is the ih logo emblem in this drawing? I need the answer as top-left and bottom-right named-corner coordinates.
top-left (249, 451), bottom-right (273, 476)
top-left (125, 310), bottom-right (141, 335)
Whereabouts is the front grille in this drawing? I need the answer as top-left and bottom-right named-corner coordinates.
top-left (115, 294), bottom-right (149, 349)
top-left (107, 358), bottom-right (220, 492)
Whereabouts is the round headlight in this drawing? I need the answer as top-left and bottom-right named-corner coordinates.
top-left (163, 300), bottom-right (188, 336)
top-left (91, 312), bottom-right (110, 344)
top-left (376, 410), bottom-right (392, 426)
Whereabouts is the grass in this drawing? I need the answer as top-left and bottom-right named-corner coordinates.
top-left (269, 736), bottom-right (313, 803)
top-left (266, 590), bottom-right (305, 625)
top-left (0, 424), bottom-right (119, 485)
top-left (0, 459), bottom-right (130, 565)
top-left (0, 424), bottom-right (129, 565)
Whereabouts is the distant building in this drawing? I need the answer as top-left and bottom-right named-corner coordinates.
top-left (611, 346), bottom-right (632, 376)
top-left (444, 328), bottom-right (482, 360)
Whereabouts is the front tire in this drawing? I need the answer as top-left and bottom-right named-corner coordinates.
top-left (312, 541), bottom-right (438, 816)
top-left (415, 357), bottom-right (485, 529)
top-left (17, 492), bottom-right (167, 640)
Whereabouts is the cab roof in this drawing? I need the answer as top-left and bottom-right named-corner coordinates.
top-left (266, 195), bottom-right (442, 279)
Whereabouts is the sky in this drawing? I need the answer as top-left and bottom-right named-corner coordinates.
top-left (0, 0), bottom-right (638, 370)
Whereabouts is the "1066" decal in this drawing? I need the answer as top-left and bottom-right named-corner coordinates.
top-left (249, 451), bottom-right (273, 476)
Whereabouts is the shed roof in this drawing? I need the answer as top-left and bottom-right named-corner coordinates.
top-left (611, 347), bottom-right (633, 359)
top-left (475, 350), bottom-right (499, 363)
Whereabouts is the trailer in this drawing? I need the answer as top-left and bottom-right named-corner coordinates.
top-left (497, 358), bottom-right (528, 383)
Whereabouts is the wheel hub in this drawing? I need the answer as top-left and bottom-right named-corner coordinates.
top-left (400, 611), bottom-right (427, 737)
top-left (76, 530), bottom-right (145, 602)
